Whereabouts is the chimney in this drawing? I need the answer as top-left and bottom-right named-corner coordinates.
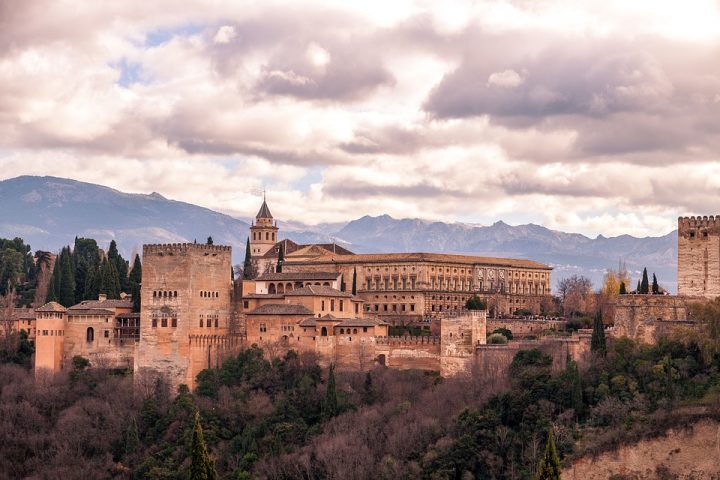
top-left (98, 293), bottom-right (107, 302)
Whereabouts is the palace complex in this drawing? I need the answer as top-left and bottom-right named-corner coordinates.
top-left (31, 202), bottom-right (717, 391)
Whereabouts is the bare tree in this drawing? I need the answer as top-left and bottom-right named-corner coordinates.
top-left (556, 275), bottom-right (593, 318)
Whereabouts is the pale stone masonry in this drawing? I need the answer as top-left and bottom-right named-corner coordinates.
top-left (678, 216), bottom-right (720, 298)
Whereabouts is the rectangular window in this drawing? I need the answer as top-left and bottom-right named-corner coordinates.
top-left (367, 279), bottom-right (371, 290)
top-left (152, 319), bottom-right (157, 328)
top-left (355, 304), bottom-right (359, 314)
top-left (410, 304), bottom-right (415, 312)
top-left (339, 300), bottom-right (344, 312)
top-left (392, 304), bottom-right (397, 312)
top-left (215, 317), bottom-right (218, 328)
top-left (363, 327), bottom-right (368, 332)
top-left (260, 323), bottom-right (267, 333)
top-left (104, 330), bottom-right (109, 338)
top-left (374, 304), bottom-right (379, 311)
top-left (383, 304), bottom-right (388, 311)
top-left (243, 301), bottom-right (249, 309)
top-left (172, 318), bottom-right (177, 327)
top-left (321, 300), bottom-right (325, 311)
top-left (331, 299), bottom-right (335, 311)
top-left (161, 318), bottom-right (167, 328)
top-left (401, 304), bottom-right (406, 311)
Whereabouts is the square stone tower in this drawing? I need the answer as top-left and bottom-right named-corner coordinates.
top-left (678, 216), bottom-right (720, 298)
top-left (135, 243), bottom-right (234, 391)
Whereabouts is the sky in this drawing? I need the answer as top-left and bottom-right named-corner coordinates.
top-left (1, 0), bottom-right (719, 238)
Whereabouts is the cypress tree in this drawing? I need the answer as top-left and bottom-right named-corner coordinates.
top-left (352, 267), bottom-right (357, 296)
top-left (99, 259), bottom-right (121, 299)
top-left (46, 255), bottom-right (59, 303)
top-left (189, 411), bottom-right (217, 480)
top-left (591, 310), bottom-right (607, 357)
top-left (243, 237), bottom-right (252, 280)
top-left (619, 281), bottom-right (626, 295)
top-left (125, 416), bottom-right (140, 456)
top-left (568, 360), bottom-right (583, 417)
top-left (640, 267), bottom-right (649, 294)
top-left (58, 247), bottom-right (76, 307)
top-left (636, 279), bottom-right (641, 294)
top-left (129, 255), bottom-right (142, 285)
top-left (83, 265), bottom-right (99, 300)
top-left (323, 364), bottom-right (338, 420)
top-left (276, 243), bottom-right (284, 273)
top-left (652, 273), bottom-right (659, 294)
top-left (535, 430), bottom-right (561, 480)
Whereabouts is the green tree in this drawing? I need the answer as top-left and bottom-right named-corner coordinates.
top-left (276, 243), bottom-right (284, 273)
top-left (129, 255), bottom-right (142, 313)
top-left (352, 267), bottom-right (357, 295)
top-left (567, 360), bottom-right (583, 417)
top-left (98, 259), bottom-right (121, 299)
top-left (83, 265), bottom-right (99, 300)
top-left (465, 295), bottom-right (487, 310)
top-left (323, 364), bottom-right (338, 420)
top-left (535, 430), bottom-right (561, 480)
top-left (46, 255), bottom-right (59, 303)
top-left (640, 267), bottom-right (649, 294)
top-left (189, 411), bottom-right (217, 480)
top-left (636, 279), bottom-right (641, 294)
top-left (207, 236), bottom-right (213, 245)
top-left (72, 237), bottom-right (100, 302)
top-left (125, 416), bottom-right (140, 456)
top-left (652, 273), bottom-right (659, 294)
top-left (591, 310), bottom-right (607, 357)
top-left (243, 237), bottom-right (253, 280)
top-left (619, 281), bottom-right (626, 295)
top-left (58, 247), bottom-right (76, 307)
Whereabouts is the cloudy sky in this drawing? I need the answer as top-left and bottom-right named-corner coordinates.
top-left (1, 0), bottom-right (719, 237)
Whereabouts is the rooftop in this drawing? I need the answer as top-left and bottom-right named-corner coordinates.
top-left (248, 304), bottom-right (313, 315)
top-left (69, 298), bottom-right (132, 310)
top-left (256, 199), bottom-right (273, 219)
top-left (35, 302), bottom-right (67, 312)
top-left (286, 252), bottom-right (550, 269)
top-left (284, 285), bottom-right (356, 298)
top-left (299, 315), bottom-right (388, 327)
top-left (68, 308), bottom-right (115, 316)
top-left (256, 271), bottom-right (341, 281)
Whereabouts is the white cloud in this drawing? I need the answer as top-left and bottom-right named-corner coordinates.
top-left (0, 0), bottom-right (719, 237)
top-left (487, 69), bottom-right (523, 88)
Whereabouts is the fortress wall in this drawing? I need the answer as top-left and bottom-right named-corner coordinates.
top-left (612, 294), bottom-right (704, 343)
top-left (488, 319), bottom-right (566, 337)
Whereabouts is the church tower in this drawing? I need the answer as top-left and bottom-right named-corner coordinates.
top-left (249, 196), bottom-right (279, 258)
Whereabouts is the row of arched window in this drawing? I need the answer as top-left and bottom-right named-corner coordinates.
top-left (200, 291), bottom-right (219, 298)
top-left (153, 290), bottom-right (178, 298)
top-left (252, 231), bottom-right (276, 241)
top-left (199, 315), bottom-right (219, 328)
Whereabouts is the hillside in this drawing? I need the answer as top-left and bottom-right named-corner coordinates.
top-left (0, 176), bottom-right (677, 290)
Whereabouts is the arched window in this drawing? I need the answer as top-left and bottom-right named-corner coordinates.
top-left (321, 327), bottom-right (328, 336)
top-left (199, 319), bottom-right (203, 327)
top-left (340, 328), bottom-right (344, 334)
top-left (353, 328), bottom-right (358, 334)
top-left (86, 327), bottom-right (94, 342)
top-left (269, 284), bottom-right (276, 294)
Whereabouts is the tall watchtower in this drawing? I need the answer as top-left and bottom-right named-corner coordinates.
top-left (249, 196), bottom-right (279, 258)
top-left (678, 216), bottom-right (720, 298)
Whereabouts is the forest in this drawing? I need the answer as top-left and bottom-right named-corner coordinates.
top-left (1, 321), bottom-right (719, 479)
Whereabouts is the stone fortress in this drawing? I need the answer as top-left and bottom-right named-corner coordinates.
top-left (30, 201), bottom-right (718, 391)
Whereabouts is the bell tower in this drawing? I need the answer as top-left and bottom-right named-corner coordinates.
top-left (249, 195), bottom-right (279, 258)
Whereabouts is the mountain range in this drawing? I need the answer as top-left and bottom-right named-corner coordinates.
top-left (0, 176), bottom-right (678, 292)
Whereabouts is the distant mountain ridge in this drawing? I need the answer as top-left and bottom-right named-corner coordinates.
top-left (0, 176), bottom-right (678, 291)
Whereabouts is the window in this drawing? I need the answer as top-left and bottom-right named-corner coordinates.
top-left (86, 327), bottom-right (94, 342)
top-left (243, 301), bottom-right (249, 309)
top-left (161, 318), bottom-right (167, 327)
top-left (383, 304), bottom-right (388, 311)
top-left (367, 279), bottom-right (372, 290)
top-left (355, 304), bottom-right (359, 314)
top-left (260, 323), bottom-right (267, 332)
top-left (331, 300), bottom-right (335, 311)
top-left (104, 330), bottom-right (109, 338)
top-left (321, 327), bottom-right (327, 336)
top-left (353, 328), bottom-right (357, 334)
top-left (363, 327), bottom-right (368, 332)
top-left (199, 318), bottom-right (203, 327)
top-left (340, 328), bottom-right (344, 334)
top-left (152, 318), bottom-right (157, 328)
top-left (172, 318), bottom-right (177, 327)
top-left (42, 329), bottom-right (48, 336)
top-left (215, 317), bottom-right (218, 328)
top-left (321, 300), bottom-right (325, 311)
top-left (410, 304), bottom-right (415, 312)
top-left (339, 300), bottom-right (344, 312)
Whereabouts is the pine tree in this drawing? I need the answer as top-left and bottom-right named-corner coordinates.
top-left (276, 243), bottom-right (284, 273)
top-left (352, 267), bottom-right (357, 296)
top-left (243, 237), bottom-right (253, 280)
top-left (640, 267), bottom-right (649, 294)
top-left (189, 411), bottom-right (217, 480)
top-left (323, 364), bottom-right (338, 420)
top-left (535, 430), bottom-right (561, 480)
top-left (652, 273), bottom-right (659, 294)
top-left (206, 236), bottom-right (213, 245)
top-left (619, 281), bottom-right (626, 295)
top-left (591, 310), bottom-right (607, 357)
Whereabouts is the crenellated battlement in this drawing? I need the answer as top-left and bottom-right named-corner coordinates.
top-left (143, 243), bottom-right (232, 255)
top-left (678, 216), bottom-right (720, 234)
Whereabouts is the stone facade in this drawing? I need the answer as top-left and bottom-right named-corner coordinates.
top-left (487, 318), bottom-right (567, 338)
top-left (612, 294), bottom-right (703, 343)
top-left (678, 216), bottom-right (720, 298)
top-left (135, 243), bottom-right (242, 390)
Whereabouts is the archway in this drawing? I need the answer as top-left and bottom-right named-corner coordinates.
top-left (268, 283), bottom-right (276, 294)
top-left (86, 327), bottom-right (94, 343)
top-left (377, 354), bottom-right (386, 366)
top-left (321, 327), bottom-right (328, 336)
top-left (277, 283), bottom-right (285, 294)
